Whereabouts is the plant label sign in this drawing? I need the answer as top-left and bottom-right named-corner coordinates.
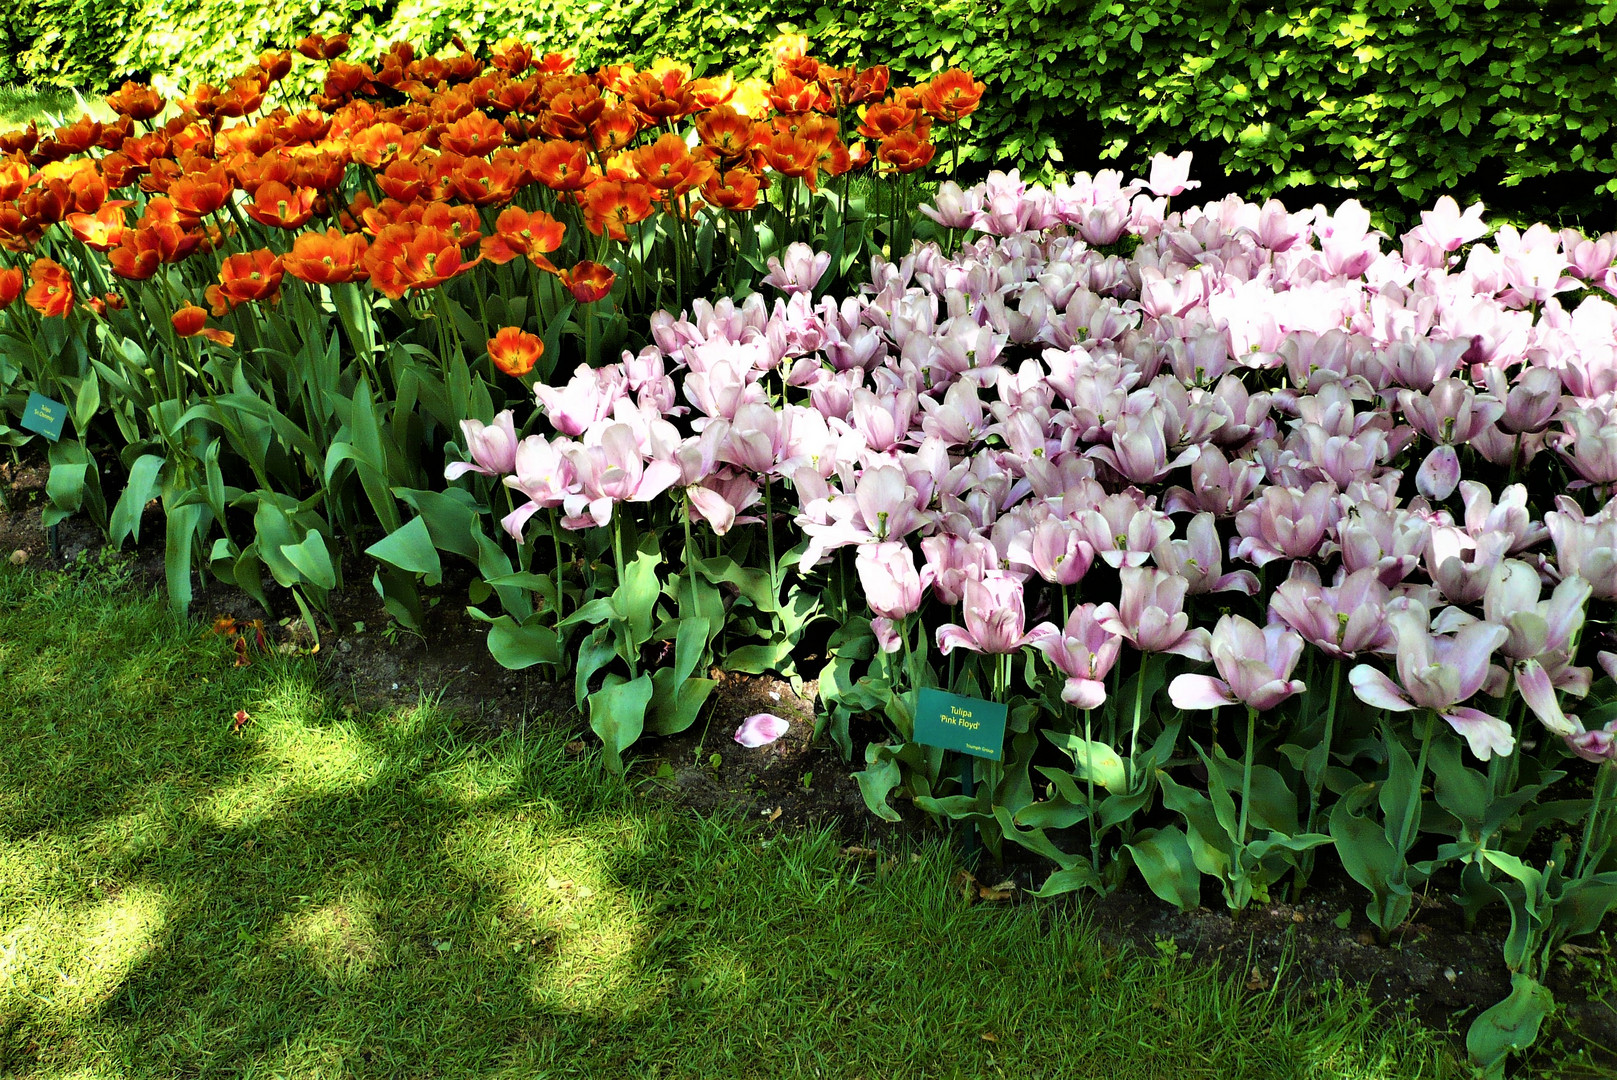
top-left (20, 393), bottom-right (65, 442)
top-left (913, 688), bottom-right (1007, 761)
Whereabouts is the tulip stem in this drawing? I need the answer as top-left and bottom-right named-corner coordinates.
top-left (1084, 707), bottom-right (1099, 875)
top-left (1398, 715), bottom-right (1436, 858)
top-left (763, 476), bottom-right (778, 611)
top-left (1237, 706), bottom-right (1258, 851)
top-left (550, 508), bottom-right (566, 628)
top-left (1127, 654), bottom-right (1149, 791)
top-left (1575, 764), bottom-right (1615, 879)
top-left (1293, 658), bottom-right (1341, 902)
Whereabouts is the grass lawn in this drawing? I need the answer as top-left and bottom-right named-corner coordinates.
top-left (0, 561), bottom-right (1467, 1079)
top-left (0, 85), bottom-right (114, 129)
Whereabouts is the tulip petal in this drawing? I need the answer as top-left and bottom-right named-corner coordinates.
top-left (1062, 678), bottom-right (1108, 710)
top-left (872, 616), bottom-right (903, 654)
top-left (1348, 664), bottom-right (1416, 712)
top-left (1440, 706), bottom-right (1516, 761)
top-left (936, 624), bottom-right (981, 655)
top-left (1516, 659), bottom-right (1577, 737)
top-left (1168, 674), bottom-right (1237, 711)
top-left (735, 713), bottom-right (789, 748)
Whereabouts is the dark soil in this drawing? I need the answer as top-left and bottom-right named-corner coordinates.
top-left (4, 448), bottom-right (1614, 1076)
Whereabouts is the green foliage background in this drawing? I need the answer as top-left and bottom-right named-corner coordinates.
top-left (12, 0), bottom-right (1617, 225)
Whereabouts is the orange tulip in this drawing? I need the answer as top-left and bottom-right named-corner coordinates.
top-left (877, 131), bottom-right (936, 174)
top-left (25, 258), bottom-right (74, 317)
top-left (858, 101), bottom-right (930, 141)
top-left (920, 69), bottom-right (985, 123)
top-left (282, 228), bottom-right (370, 285)
top-left (622, 70), bottom-right (700, 124)
top-left (105, 81), bottom-right (165, 121)
top-left (542, 84), bottom-right (606, 139)
top-left (561, 260), bottom-right (615, 304)
top-left (479, 206), bottom-right (565, 270)
top-left (362, 223), bottom-right (479, 299)
top-left (449, 152), bottom-right (528, 207)
top-left (376, 156), bottom-right (428, 202)
top-left (629, 133), bottom-right (713, 194)
top-left (0, 267), bottom-right (23, 307)
top-left (487, 326), bottom-right (543, 377)
top-left (695, 105), bottom-right (761, 163)
top-left (64, 203), bottom-right (130, 250)
top-left (244, 181), bottom-right (318, 228)
top-left (589, 105), bottom-right (641, 155)
top-left (294, 32), bottom-right (351, 61)
top-left (172, 303), bottom-right (236, 346)
top-left (527, 140), bottom-right (595, 192)
top-left (438, 110), bottom-right (505, 157)
top-left (168, 166), bottom-right (233, 218)
top-left (767, 75), bottom-right (828, 116)
top-left (579, 180), bottom-right (654, 241)
top-left (701, 168), bottom-right (762, 212)
top-left (205, 248), bottom-right (283, 315)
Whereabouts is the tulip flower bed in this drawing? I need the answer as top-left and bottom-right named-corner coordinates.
top-left (429, 165), bottom-right (1617, 1073)
top-left (5, 35), bottom-right (1617, 1078)
top-left (0, 36), bottom-right (977, 627)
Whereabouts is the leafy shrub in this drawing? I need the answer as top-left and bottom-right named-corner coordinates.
top-left (2, 0), bottom-right (134, 88)
top-left (95, 0), bottom-right (1617, 227)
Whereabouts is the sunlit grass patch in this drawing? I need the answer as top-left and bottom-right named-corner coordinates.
top-left (0, 565), bottom-right (1469, 1078)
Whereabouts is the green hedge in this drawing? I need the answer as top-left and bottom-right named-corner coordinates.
top-left (15, 0), bottom-right (1617, 226)
top-left (1, 0), bottom-right (132, 88)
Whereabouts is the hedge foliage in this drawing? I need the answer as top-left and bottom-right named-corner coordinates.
top-left (1, 0), bottom-right (131, 88)
top-left (14, 0), bottom-right (1617, 225)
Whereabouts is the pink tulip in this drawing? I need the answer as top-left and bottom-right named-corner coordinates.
top-left (856, 541), bottom-right (933, 621)
top-left (446, 410), bottom-right (519, 480)
top-left (1169, 615), bottom-right (1306, 711)
top-left (1142, 151), bottom-right (1200, 199)
top-left (735, 713), bottom-right (789, 748)
top-left (501, 436), bottom-right (577, 539)
top-left (534, 363), bottom-right (627, 436)
top-left (921, 534), bottom-right (996, 606)
top-left (1074, 492), bottom-right (1173, 569)
top-left (1348, 604), bottom-right (1513, 760)
top-left (1152, 512), bottom-right (1258, 596)
top-left (762, 243), bottom-right (832, 295)
top-left (1096, 567), bottom-right (1211, 661)
top-left (936, 573), bottom-right (1040, 655)
top-left (1231, 482), bottom-right (1342, 566)
top-left (1338, 505), bottom-right (1429, 585)
top-left (1268, 564), bottom-right (1390, 658)
top-left (1010, 515), bottom-right (1095, 586)
top-left (1424, 526), bottom-right (1512, 606)
top-left (1028, 604), bottom-right (1124, 708)
top-left (1546, 497), bottom-right (1617, 600)
top-left (920, 181), bottom-right (984, 230)
top-left (1563, 717), bottom-right (1617, 764)
top-left (1164, 444), bottom-right (1266, 517)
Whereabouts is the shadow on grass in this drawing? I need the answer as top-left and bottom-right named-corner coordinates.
top-left (0, 567), bottom-right (1463, 1079)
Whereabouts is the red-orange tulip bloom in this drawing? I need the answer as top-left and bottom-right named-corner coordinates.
top-left (375, 157), bottom-right (428, 202)
top-left (65, 203), bottom-right (130, 250)
top-left (417, 201), bottom-right (484, 248)
top-left (561, 261), bottom-right (615, 304)
top-left (439, 110), bottom-right (505, 157)
top-left (25, 258), bottom-right (74, 317)
top-left (920, 69), bottom-right (985, 122)
top-left (527, 140), bottom-right (595, 191)
top-left (696, 106), bottom-right (761, 163)
top-left (0, 157), bottom-right (28, 202)
top-left (622, 70), bottom-right (700, 124)
top-left (479, 206), bottom-right (565, 270)
top-left (362, 223), bottom-right (479, 299)
top-left (172, 303), bottom-right (236, 346)
top-left (767, 75), bottom-right (828, 116)
top-left (168, 167), bottom-right (233, 218)
top-left (701, 168), bottom-right (762, 212)
top-left (449, 153), bottom-right (527, 207)
top-left (282, 228), bottom-right (370, 285)
top-left (105, 81), bottom-right (166, 121)
top-left (590, 105), bottom-right (641, 155)
top-left (348, 122), bottom-right (410, 169)
top-left (877, 131), bottom-right (936, 174)
top-left (490, 39), bottom-right (536, 75)
top-left (295, 32), bottom-right (351, 61)
top-left (205, 248), bottom-right (283, 315)
top-left (580, 180), bottom-right (654, 241)
top-left (858, 101), bottom-right (929, 141)
top-left (0, 267), bottom-right (23, 307)
top-left (487, 326), bottom-right (543, 377)
top-left (629, 133), bottom-right (712, 194)
top-left (244, 181), bottom-right (318, 228)
top-left (542, 85), bottom-right (606, 139)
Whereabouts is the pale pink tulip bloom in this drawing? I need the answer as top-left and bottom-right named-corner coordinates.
top-left (1546, 497), bottom-right (1617, 600)
top-left (1268, 564), bottom-right (1391, 659)
top-left (1142, 151), bottom-right (1200, 199)
top-left (1151, 513), bottom-right (1258, 596)
top-left (1096, 567), bottom-right (1212, 661)
top-left (446, 410), bottom-right (519, 480)
top-left (1074, 493), bottom-right (1173, 569)
top-left (1425, 526), bottom-right (1512, 606)
top-left (1027, 604), bottom-right (1123, 708)
top-left (762, 243), bottom-right (832, 295)
top-left (534, 364), bottom-right (627, 436)
top-left (1230, 482), bottom-right (1342, 566)
top-left (1169, 615), bottom-right (1306, 711)
top-left (936, 573), bottom-right (1040, 655)
top-left (1348, 605), bottom-right (1513, 760)
top-left (856, 541), bottom-right (933, 621)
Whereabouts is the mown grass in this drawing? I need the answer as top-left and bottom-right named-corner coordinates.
top-left (0, 85), bottom-right (114, 129)
top-left (0, 561), bottom-right (1468, 1079)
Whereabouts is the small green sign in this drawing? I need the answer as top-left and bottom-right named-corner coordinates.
top-left (21, 393), bottom-right (66, 442)
top-left (913, 687), bottom-right (1008, 761)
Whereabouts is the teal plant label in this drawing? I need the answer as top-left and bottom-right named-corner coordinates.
top-left (913, 688), bottom-right (1007, 761)
top-left (21, 393), bottom-right (65, 442)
